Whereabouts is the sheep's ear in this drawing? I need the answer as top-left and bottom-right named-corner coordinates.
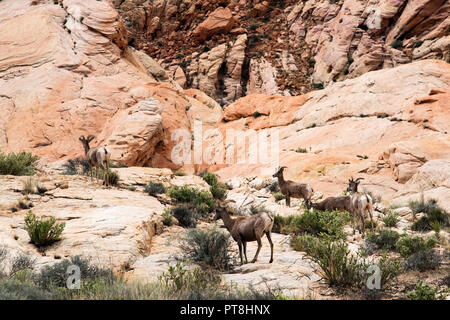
top-left (79, 135), bottom-right (85, 142)
top-left (87, 135), bottom-right (95, 142)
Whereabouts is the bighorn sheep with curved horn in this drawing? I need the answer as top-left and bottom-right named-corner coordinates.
top-left (79, 135), bottom-right (111, 186)
top-left (214, 200), bottom-right (274, 265)
top-left (272, 166), bottom-right (313, 208)
top-left (346, 177), bottom-right (375, 237)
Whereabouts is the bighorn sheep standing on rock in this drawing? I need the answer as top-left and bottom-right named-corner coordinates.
top-left (310, 195), bottom-right (352, 212)
top-left (79, 135), bottom-right (111, 186)
top-left (214, 200), bottom-right (274, 265)
top-left (346, 177), bottom-right (375, 237)
top-left (272, 166), bottom-right (313, 208)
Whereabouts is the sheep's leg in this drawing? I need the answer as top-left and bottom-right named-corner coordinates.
top-left (243, 241), bottom-right (248, 264)
top-left (105, 160), bottom-right (109, 187)
top-left (237, 241), bottom-right (244, 266)
top-left (361, 212), bottom-right (366, 238)
top-left (99, 163), bottom-right (106, 186)
top-left (251, 237), bottom-right (262, 263)
top-left (368, 203), bottom-right (375, 230)
top-left (352, 209), bottom-right (357, 235)
top-left (286, 194), bottom-right (291, 207)
top-left (266, 231), bottom-right (274, 263)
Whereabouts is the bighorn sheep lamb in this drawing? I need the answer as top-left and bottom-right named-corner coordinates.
top-left (346, 177), bottom-right (375, 237)
top-left (272, 166), bottom-right (313, 208)
top-left (310, 195), bottom-right (352, 212)
top-left (214, 200), bottom-right (274, 265)
top-left (79, 135), bottom-right (111, 186)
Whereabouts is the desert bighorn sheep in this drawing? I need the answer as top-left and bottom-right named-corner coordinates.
top-left (214, 200), bottom-right (274, 265)
top-left (79, 135), bottom-right (111, 186)
top-left (310, 195), bottom-right (352, 212)
top-left (272, 166), bottom-right (313, 208)
top-left (346, 177), bottom-right (375, 237)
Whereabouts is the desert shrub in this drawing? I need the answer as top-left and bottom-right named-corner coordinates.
top-left (292, 235), bottom-right (367, 287)
top-left (162, 208), bottom-right (174, 226)
top-left (24, 211), bottom-right (65, 246)
top-left (273, 192), bottom-right (285, 202)
top-left (106, 169), bottom-right (119, 186)
top-left (366, 229), bottom-right (400, 250)
top-left (17, 199), bottom-right (33, 210)
top-left (248, 204), bottom-right (270, 216)
top-left (272, 215), bottom-right (294, 234)
top-left (172, 206), bottom-right (197, 228)
top-left (127, 186), bottom-right (136, 191)
top-left (395, 235), bottom-right (437, 258)
top-left (0, 278), bottom-right (51, 300)
top-left (174, 171), bottom-right (187, 176)
top-left (295, 147), bottom-right (307, 153)
top-left (409, 196), bottom-right (449, 231)
top-left (382, 211), bottom-right (399, 227)
top-left (179, 225), bottom-right (235, 271)
top-left (404, 250), bottom-right (441, 272)
top-left (0, 152), bottom-right (39, 176)
top-left (267, 181), bottom-right (279, 192)
top-left (406, 280), bottom-right (447, 300)
top-left (168, 185), bottom-right (214, 214)
top-left (201, 171), bottom-right (218, 186)
top-left (62, 157), bottom-right (90, 175)
top-left (10, 253), bottom-right (35, 277)
top-left (35, 256), bottom-right (115, 290)
top-left (287, 210), bottom-right (350, 240)
top-left (201, 172), bottom-right (227, 200)
top-left (377, 252), bottom-right (403, 288)
top-left (210, 183), bottom-right (227, 200)
top-left (144, 182), bottom-right (166, 196)
top-left (22, 178), bottom-right (36, 194)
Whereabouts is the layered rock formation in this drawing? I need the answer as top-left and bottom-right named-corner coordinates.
top-left (208, 60), bottom-right (450, 209)
top-left (0, 0), bottom-right (220, 168)
top-left (116, 0), bottom-right (449, 103)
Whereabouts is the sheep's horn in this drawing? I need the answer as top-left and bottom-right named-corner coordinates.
top-left (355, 177), bottom-right (364, 182)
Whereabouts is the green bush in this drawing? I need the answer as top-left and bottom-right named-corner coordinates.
top-left (172, 206), bottom-right (197, 228)
top-left (35, 256), bottom-right (115, 290)
top-left (273, 192), bottom-right (285, 202)
top-left (406, 280), bottom-right (447, 300)
top-left (201, 172), bottom-right (218, 186)
top-left (409, 196), bottom-right (449, 231)
top-left (0, 278), bottom-right (51, 300)
top-left (395, 235), bottom-right (437, 258)
top-left (62, 157), bottom-right (90, 175)
top-left (377, 253), bottom-right (403, 288)
top-left (144, 182), bottom-right (166, 196)
top-left (179, 225), bottom-right (235, 271)
top-left (288, 210), bottom-right (350, 240)
top-left (0, 152), bottom-right (39, 176)
top-left (210, 183), bottom-right (227, 200)
top-left (24, 211), bottom-right (65, 247)
top-left (366, 229), bottom-right (400, 250)
top-left (404, 250), bottom-right (441, 272)
top-left (201, 172), bottom-right (227, 200)
top-left (162, 208), bottom-right (174, 226)
top-left (292, 235), bottom-right (367, 287)
top-left (382, 211), bottom-right (399, 227)
top-left (168, 185), bottom-right (214, 214)
top-left (267, 181), bottom-right (279, 192)
top-left (106, 169), bottom-right (119, 186)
